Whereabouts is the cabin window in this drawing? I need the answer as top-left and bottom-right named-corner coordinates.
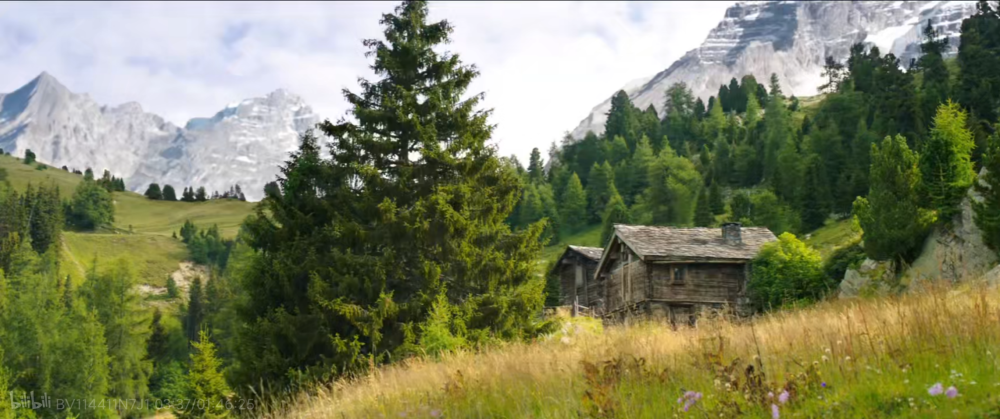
top-left (673, 266), bottom-right (686, 284)
top-left (575, 264), bottom-right (584, 288)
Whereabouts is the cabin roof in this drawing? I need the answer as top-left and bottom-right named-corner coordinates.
top-left (607, 224), bottom-right (777, 263)
top-left (567, 245), bottom-right (604, 261)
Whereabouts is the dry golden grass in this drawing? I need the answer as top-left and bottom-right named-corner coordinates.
top-left (263, 281), bottom-right (1000, 418)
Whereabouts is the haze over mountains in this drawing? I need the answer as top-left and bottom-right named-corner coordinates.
top-left (0, 1), bottom-right (979, 201)
top-left (0, 72), bottom-right (318, 201)
top-left (571, 0), bottom-right (977, 138)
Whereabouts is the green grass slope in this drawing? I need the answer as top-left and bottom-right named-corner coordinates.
top-left (2, 153), bottom-right (256, 286)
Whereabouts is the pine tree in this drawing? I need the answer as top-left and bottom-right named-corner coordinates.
top-left (234, 0), bottom-right (549, 386)
top-left (175, 331), bottom-right (232, 419)
top-left (195, 186), bottom-right (207, 202)
top-left (81, 258), bottom-right (152, 401)
top-left (713, 137), bottom-right (732, 186)
top-left (768, 73), bottom-right (783, 98)
top-left (162, 184), bottom-right (177, 201)
top-left (186, 276), bottom-right (204, 343)
top-left (144, 183), bottom-right (163, 200)
top-left (694, 187), bottom-right (713, 227)
top-left (586, 161), bottom-right (617, 222)
top-left (745, 90), bottom-right (761, 130)
top-left (630, 135), bottom-right (655, 200)
top-left (561, 172), bottom-right (588, 232)
top-left (974, 127), bottom-right (1000, 254)
top-left (819, 56), bottom-right (846, 93)
top-left (600, 190), bottom-right (630, 246)
top-left (918, 19), bottom-right (951, 122)
top-left (920, 101), bottom-right (977, 221)
top-left (608, 135), bottom-right (630, 165)
top-left (605, 90), bottom-right (640, 149)
top-left (800, 154), bottom-right (832, 231)
top-left (709, 180), bottom-right (725, 215)
top-left (527, 147), bottom-right (544, 183)
top-left (147, 308), bottom-right (168, 366)
top-left (853, 135), bottom-right (934, 264)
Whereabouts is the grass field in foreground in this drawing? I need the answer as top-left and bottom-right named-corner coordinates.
top-left (272, 282), bottom-right (1000, 418)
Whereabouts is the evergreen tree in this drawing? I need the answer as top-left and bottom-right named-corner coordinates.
top-left (23, 149), bottom-right (35, 164)
top-left (527, 147), bottom-right (544, 183)
top-left (182, 187), bottom-right (195, 202)
top-left (768, 73), bottom-right (783, 98)
top-left (712, 137), bottom-right (732, 185)
top-left (263, 181), bottom-right (281, 198)
top-left (600, 190), bottom-right (630, 246)
top-left (800, 154), bottom-right (832, 231)
top-left (608, 135), bottom-right (630, 165)
top-left (586, 161), bottom-right (617, 222)
top-left (853, 135), bottom-right (934, 264)
top-left (728, 77), bottom-right (745, 113)
top-left (694, 187), bottom-right (713, 227)
top-left (186, 276), bottom-right (204, 344)
top-left (605, 90), bottom-right (640, 149)
top-left (162, 184), bottom-right (178, 201)
top-left (175, 331), bottom-right (232, 419)
top-left (561, 172), bottom-right (588, 232)
top-left (81, 258), bottom-right (152, 401)
top-left (147, 308), bottom-right (168, 366)
top-left (709, 180), bottom-right (725, 215)
top-left (233, 1), bottom-right (549, 387)
top-left (144, 183), bottom-right (163, 200)
top-left (819, 56), bottom-right (846, 93)
top-left (642, 146), bottom-right (702, 225)
top-left (693, 97), bottom-right (706, 120)
top-left (956, 1), bottom-right (1000, 127)
top-left (84, 168), bottom-right (94, 181)
top-left (974, 126), bottom-right (1000, 254)
top-left (195, 186), bottom-right (207, 202)
top-left (920, 101), bottom-right (977, 221)
top-left (65, 178), bottom-right (115, 230)
top-left (917, 19), bottom-right (951, 123)
top-left (763, 89), bottom-right (795, 190)
top-left (745, 90), bottom-right (761, 130)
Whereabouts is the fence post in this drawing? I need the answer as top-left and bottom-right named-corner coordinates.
top-left (572, 296), bottom-right (579, 318)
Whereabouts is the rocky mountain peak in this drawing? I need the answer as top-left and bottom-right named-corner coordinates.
top-left (570, 1), bottom-right (977, 139)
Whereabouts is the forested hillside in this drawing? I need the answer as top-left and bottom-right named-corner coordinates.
top-left (3, 2), bottom-right (1000, 419)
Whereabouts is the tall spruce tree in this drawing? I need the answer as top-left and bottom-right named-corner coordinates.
top-left (527, 147), bottom-right (544, 183)
top-left (605, 90), bottom-right (640, 149)
top-left (853, 135), bottom-right (934, 264)
top-left (920, 101), bottom-right (977, 221)
top-left (917, 19), bottom-right (951, 123)
top-left (175, 331), bottom-right (231, 419)
top-left (586, 161), bottom-right (617, 222)
top-left (694, 187), bottom-right (713, 227)
top-left (600, 190), bottom-right (630, 247)
top-left (561, 172), bottom-right (588, 232)
top-left (234, 0), bottom-right (548, 388)
top-left (974, 126), bottom-right (1000, 254)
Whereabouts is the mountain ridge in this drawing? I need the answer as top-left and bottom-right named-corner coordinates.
top-left (570, 0), bottom-right (977, 139)
top-left (0, 72), bottom-right (318, 201)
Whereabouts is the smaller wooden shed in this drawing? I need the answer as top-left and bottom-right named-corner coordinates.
top-left (551, 245), bottom-right (604, 310)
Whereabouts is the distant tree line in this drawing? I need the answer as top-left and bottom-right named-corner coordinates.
top-left (145, 184), bottom-right (246, 202)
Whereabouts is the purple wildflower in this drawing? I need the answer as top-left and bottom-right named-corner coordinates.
top-left (946, 386), bottom-right (959, 399)
top-left (771, 404), bottom-right (780, 419)
top-left (821, 382), bottom-right (827, 388)
top-left (767, 391), bottom-right (774, 399)
top-left (679, 391), bottom-right (703, 412)
top-left (928, 383), bottom-right (944, 396)
top-left (778, 390), bottom-right (790, 404)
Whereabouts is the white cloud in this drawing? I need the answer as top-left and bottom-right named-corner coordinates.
top-left (0, 1), bottom-right (732, 162)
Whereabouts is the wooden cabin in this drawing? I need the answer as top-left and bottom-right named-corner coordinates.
top-left (551, 245), bottom-right (604, 310)
top-left (595, 223), bottom-right (776, 324)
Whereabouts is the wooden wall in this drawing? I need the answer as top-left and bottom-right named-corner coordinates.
top-left (603, 260), bottom-right (747, 314)
top-left (556, 254), bottom-right (600, 307)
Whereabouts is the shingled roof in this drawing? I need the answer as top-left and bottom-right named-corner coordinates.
top-left (567, 245), bottom-right (604, 261)
top-left (610, 224), bottom-right (777, 262)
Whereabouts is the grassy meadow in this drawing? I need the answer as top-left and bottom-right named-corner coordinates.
top-left (266, 281), bottom-right (1000, 418)
top-left (1, 153), bottom-right (255, 286)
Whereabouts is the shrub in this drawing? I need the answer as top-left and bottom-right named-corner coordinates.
top-left (23, 149), bottom-right (35, 164)
top-left (166, 277), bottom-right (179, 299)
top-left (65, 179), bottom-right (115, 230)
top-left (748, 232), bottom-right (828, 311)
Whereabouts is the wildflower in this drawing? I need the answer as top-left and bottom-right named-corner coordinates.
top-left (768, 391), bottom-right (774, 399)
top-left (430, 409), bottom-right (442, 418)
top-left (928, 383), bottom-right (944, 396)
top-left (771, 404), bottom-right (780, 418)
top-left (946, 386), bottom-right (958, 399)
top-left (679, 391), bottom-right (703, 412)
top-left (821, 382), bottom-right (827, 388)
top-left (821, 355), bottom-right (829, 363)
top-left (844, 356), bottom-right (852, 362)
top-left (778, 390), bottom-right (790, 404)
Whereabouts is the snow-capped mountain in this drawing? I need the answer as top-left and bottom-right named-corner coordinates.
top-left (571, 0), bottom-right (976, 138)
top-left (0, 72), bottom-right (319, 201)
top-left (0, 72), bottom-right (178, 180)
top-left (129, 89), bottom-right (319, 202)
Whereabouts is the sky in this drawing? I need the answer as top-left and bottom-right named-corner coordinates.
top-left (0, 1), bottom-right (733, 163)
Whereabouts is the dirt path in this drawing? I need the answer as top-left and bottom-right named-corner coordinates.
top-left (61, 236), bottom-right (87, 279)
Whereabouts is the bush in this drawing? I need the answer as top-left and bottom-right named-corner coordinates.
top-left (748, 232), bottom-right (829, 311)
top-left (65, 179), bottom-right (115, 230)
top-left (23, 149), bottom-right (35, 164)
top-left (823, 241), bottom-right (866, 284)
top-left (35, 163), bottom-right (47, 171)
